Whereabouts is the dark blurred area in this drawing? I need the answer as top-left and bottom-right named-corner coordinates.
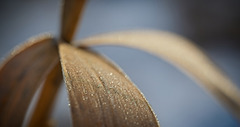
top-left (0, 0), bottom-right (240, 127)
top-left (175, 0), bottom-right (240, 44)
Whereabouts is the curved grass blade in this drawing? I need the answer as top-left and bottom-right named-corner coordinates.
top-left (61, 0), bottom-right (86, 43)
top-left (27, 62), bottom-right (62, 127)
top-left (0, 35), bottom-right (59, 126)
top-left (59, 43), bottom-right (159, 127)
top-left (76, 30), bottom-right (240, 120)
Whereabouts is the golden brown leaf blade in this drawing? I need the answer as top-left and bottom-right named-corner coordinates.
top-left (61, 0), bottom-right (86, 42)
top-left (0, 35), bottom-right (59, 126)
top-left (76, 30), bottom-right (240, 120)
top-left (27, 62), bottom-right (62, 127)
top-left (59, 43), bottom-right (159, 127)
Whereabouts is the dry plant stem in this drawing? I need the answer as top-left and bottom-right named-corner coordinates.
top-left (59, 43), bottom-right (159, 127)
top-left (0, 35), bottom-right (59, 126)
top-left (61, 0), bottom-right (86, 43)
top-left (27, 62), bottom-right (62, 127)
top-left (77, 30), bottom-right (240, 120)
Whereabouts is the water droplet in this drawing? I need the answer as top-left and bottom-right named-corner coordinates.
top-left (97, 84), bottom-right (101, 88)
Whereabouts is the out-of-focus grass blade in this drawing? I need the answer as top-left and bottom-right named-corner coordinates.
top-left (0, 35), bottom-right (59, 126)
top-left (76, 30), bottom-right (240, 120)
top-left (27, 62), bottom-right (62, 127)
top-left (61, 0), bottom-right (86, 43)
top-left (59, 43), bottom-right (159, 127)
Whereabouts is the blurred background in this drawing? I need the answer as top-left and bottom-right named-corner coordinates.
top-left (0, 0), bottom-right (240, 127)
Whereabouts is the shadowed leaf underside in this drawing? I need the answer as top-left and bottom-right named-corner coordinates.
top-left (0, 35), bottom-right (59, 126)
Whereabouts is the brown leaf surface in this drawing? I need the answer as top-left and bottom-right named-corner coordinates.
top-left (27, 62), bottom-right (62, 127)
top-left (59, 43), bottom-right (159, 127)
top-left (61, 0), bottom-right (86, 42)
top-left (0, 35), bottom-right (59, 126)
top-left (76, 30), bottom-right (240, 120)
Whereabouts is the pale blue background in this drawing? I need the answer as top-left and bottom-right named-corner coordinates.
top-left (0, 0), bottom-right (240, 127)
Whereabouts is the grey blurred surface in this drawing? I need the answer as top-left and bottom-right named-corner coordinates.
top-left (0, 0), bottom-right (240, 127)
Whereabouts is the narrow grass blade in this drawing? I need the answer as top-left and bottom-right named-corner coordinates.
top-left (61, 0), bottom-right (86, 42)
top-left (27, 62), bottom-right (62, 127)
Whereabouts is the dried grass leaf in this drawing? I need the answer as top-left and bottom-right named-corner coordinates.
top-left (27, 62), bottom-right (62, 127)
top-left (0, 35), bottom-right (59, 126)
top-left (76, 30), bottom-right (240, 119)
top-left (59, 43), bottom-right (159, 127)
top-left (61, 0), bottom-right (86, 42)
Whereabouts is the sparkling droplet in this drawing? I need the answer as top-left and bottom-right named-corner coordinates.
top-left (97, 84), bottom-right (101, 88)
